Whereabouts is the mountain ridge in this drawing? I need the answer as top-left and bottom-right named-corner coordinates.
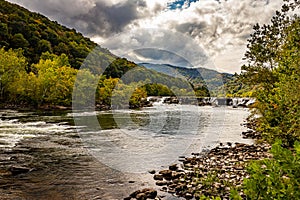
top-left (139, 62), bottom-right (233, 95)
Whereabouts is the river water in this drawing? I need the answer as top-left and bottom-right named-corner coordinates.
top-left (0, 104), bottom-right (252, 200)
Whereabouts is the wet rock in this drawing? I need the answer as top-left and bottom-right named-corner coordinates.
top-left (171, 171), bottom-right (182, 179)
top-left (130, 190), bottom-right (141, 198)
top-left (227, 142), bottom-right (232, 146)
top-left (153, 174), bottom-right (163, 180)
top-left (128, 188), bottom-right (157, 200)
top-left (169, 164), bottom-right (178, 171)
top-left (185, 193), bottom-right (193, 199)
top-left (159, 169), bottom-right (172, 179)
top-left (9, 166), bottom-right (31, 175)
top-left (156, 181), bottom-right (168, 186)
top-left (128, 180), bottom-right (135, 183)
top-left (148, 170), bottom-right (156, 174)
top-left (141, 188), bottom-right (157, 199)
top-left (136, 193), bottom-right (146, 200)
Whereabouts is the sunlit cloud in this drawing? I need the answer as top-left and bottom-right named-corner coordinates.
top-left (7, 0), bottom-right (283, 73)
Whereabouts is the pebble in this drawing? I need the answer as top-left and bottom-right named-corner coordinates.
top-left (127, 129), bottom-right (271, 200)
top-left (152, 141), bottom-right (271, 199)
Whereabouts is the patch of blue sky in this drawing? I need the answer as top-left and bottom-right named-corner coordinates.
top-left (167, 0), bottom-right (200, 10)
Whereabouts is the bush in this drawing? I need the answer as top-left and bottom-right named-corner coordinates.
top-left (243, 141), bottom-right (300, 199)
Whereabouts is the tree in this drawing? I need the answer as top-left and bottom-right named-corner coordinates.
top-left (29, 53), bottom-right (77, 106)
top-left (0, 48), bottom-right (27, 102)
top-left (240, 0), bottom-right (299, 91)
top-left (10, 33), bottom-right (29, 49)
top-left (240, 0), bottom-right (300, 146)
top-left (37, 39), bottom-right (52, 54)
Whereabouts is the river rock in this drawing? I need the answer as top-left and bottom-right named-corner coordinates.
top-left (129, 190), bottom-right (141, 198)
top-left (141, 188), bottom-right (157, 199)
top-left (148, 170), bottom-right (156, 174)
top-left (136, 193), bottom-right (146, 200)
top-left (153, 174), bottom-right (164, 180)
top-left (127, 188), bottom-right (157, 200)
top-left (9, 166), bottom-right (31, 175)
top-left (156, 181), bottom-right (168, 186)
top-left (159, 170), bottom-right (172, 179)
top-left (151, 142), bottom-right (272, 199)
top-left (169, 164), bottom-right (178, 171)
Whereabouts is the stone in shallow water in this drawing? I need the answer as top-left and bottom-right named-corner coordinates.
top-left (148, 169), bottom-right (156, 174)
top-left (9, 166), bottom-right (31, 175)
top-left (127, 188), bottom-right (157, 199)
top-left (156, 181), bottom-right (168, 186)
top-left (153, 174), bottom-right (163, 180)
top-left (169, 164), bottom-right (178, 171)
top-left (159, 169), bottom-right (172, 179)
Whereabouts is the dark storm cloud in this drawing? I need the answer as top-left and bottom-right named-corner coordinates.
top-left (7, 0), bottom-right (147, 37)
top-left (76, 1), bottom-right (146, 37)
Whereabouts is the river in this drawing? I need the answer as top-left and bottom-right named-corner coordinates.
top-left (0, 104), bottom-right (252, 200)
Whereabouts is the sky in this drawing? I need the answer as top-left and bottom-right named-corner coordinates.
top-left (7, 0), bottom-right (283, 73)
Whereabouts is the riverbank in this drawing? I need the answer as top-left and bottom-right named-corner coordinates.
top-left (125, 124), bottom-right (268, 200)
top-left (0, 96), bottom-right (254, 112)
top-left (0, 106), bottom-right (257, 199)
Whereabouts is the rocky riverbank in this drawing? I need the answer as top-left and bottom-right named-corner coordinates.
top-left (125, 129), bottom-right (269, 200)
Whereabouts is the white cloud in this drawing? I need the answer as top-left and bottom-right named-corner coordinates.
top-left (7, 0), bottom-right (283, 73)
top-left (99, 0), bottom-right (282, 72)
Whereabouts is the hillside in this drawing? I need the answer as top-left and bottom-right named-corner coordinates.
top-left (139, 63), bottom-right (233, 95)
top-left (0, 0), bottom-right (151, 80)
top-left (0, 0), bottom-right (115, 69)
top-left (0, 0), bottom-right (212, 109)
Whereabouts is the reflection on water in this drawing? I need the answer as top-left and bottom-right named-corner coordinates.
top-left (0, 105), bottom-right (252, 199)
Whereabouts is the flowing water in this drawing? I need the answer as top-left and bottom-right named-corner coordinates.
top-left (0, 104), bottom-right (252, 200)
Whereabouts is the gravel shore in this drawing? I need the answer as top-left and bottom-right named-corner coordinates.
top-left (125, 128), bottom-right (270, 200)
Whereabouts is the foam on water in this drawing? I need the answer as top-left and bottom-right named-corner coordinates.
top-left (0, 117), bottom-right (75, 148)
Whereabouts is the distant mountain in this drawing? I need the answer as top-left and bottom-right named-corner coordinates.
top-left (139, 63), bottom-right (233, 95)
top-left (0, 0), bottom-right (223, 99)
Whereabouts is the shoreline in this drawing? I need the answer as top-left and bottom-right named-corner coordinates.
top-left (125, 124), bottom-right (268, 200)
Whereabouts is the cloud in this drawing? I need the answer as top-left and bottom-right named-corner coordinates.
top-left (103, 28), bottom-right (211, 69)
top-left (7, 0), bottom-right (283, 73)
top-left (102, 0), bottom-right (282, 73)
top-left (8, 0), bottom-right (147, 37)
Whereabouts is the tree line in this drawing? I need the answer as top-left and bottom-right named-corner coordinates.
top-left (225, 0), bottom-right (300, 199)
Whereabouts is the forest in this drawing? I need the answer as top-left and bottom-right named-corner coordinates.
top-left (0, 0), bottom-right (212, 109)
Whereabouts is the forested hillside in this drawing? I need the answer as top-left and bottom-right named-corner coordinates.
top-left (0, 0), bottom-right (106, 68)
top-left (0, 0), bottom-right (212, 109)
top-left (139, 63), bottom-right (232, 96)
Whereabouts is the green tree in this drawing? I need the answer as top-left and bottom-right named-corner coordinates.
top-left (29, 53), bottom-right (77, 106)
top-left (73, 69), bottom-right (98, 108)
top-left (37, 39), bottom-right (52, 54)
top-left (97, 78), bottom-right (119, 106)
top-left (240, 0), bottom-right (300, 146)
top-left (10, 33), bottom-right (29, 49)
top-left (0, 48), bottom-right (27, 102)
